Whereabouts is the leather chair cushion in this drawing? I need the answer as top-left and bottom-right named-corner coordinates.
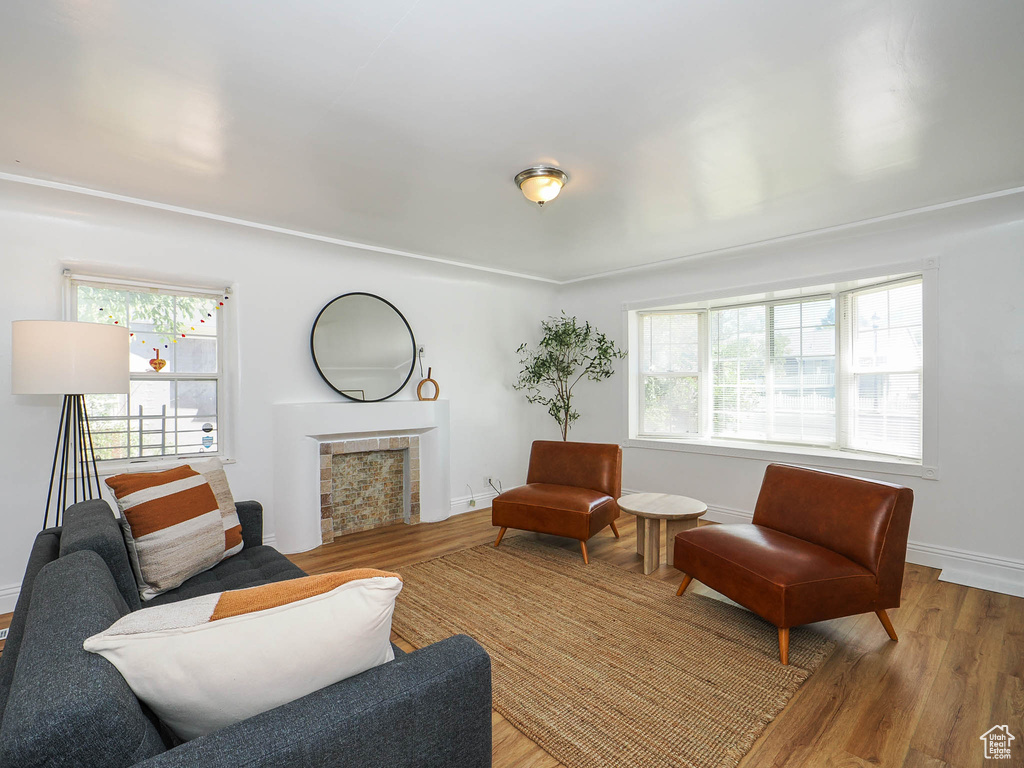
top-left (752, 464), bottom-right (904, 574)
top-left (526, 441), bottom-right (622, 500)
top-left (492, 484), bottom-right (617, 541)
top-left (674, 524), bottom-right (879, 628)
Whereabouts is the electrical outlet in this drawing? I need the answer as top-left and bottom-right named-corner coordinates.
top-left (0, 628), bottom-right (8, 641)
top-left (468, 499), bottom-right (477, 507)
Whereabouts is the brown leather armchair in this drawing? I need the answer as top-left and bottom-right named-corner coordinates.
top-left (673, 464), bottom-right (914, 664)
top-left (492, 440), bottom-right (622, 563)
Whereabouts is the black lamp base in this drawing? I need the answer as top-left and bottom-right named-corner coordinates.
top-left (45, 394), bottom-right (103, 528)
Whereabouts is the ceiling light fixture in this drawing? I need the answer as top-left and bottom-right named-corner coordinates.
top-left (515, 166), bottom-right (568, 206)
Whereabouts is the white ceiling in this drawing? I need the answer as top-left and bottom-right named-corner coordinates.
top-left (1, 1), bottom-right (1023, 282)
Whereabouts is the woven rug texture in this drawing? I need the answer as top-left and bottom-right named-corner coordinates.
top-left (391, 537), bottom-right (835, 768)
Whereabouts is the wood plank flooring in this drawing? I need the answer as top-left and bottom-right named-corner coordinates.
top-left (291, 509), bottom-right (1024, 768)
top-left (1, 509), bottom-right (1018, 767)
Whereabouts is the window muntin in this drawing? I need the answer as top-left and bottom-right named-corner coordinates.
top-left (634, 276), bottom-right (923, 461)
top-left (71, 279), bottom-right (225, 461)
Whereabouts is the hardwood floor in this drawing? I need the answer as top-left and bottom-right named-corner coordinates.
top-left (1, 509), bottom-right (1018, 767)
top-left (291, 509), bottom-right (1024, 768)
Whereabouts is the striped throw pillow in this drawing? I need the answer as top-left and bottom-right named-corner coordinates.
top-left (106, 463), bottom-right (242, 601)
top-left (84, 569), bottom-right (403, 740)
top-left (189, 458), bottom-right (244, 557)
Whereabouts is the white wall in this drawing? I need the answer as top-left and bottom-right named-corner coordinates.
top-left (3, 179), bottom-right (1022, 610)
top-left (559, 194), bottom-right (1024, 596)
top-left (0, 180), bottom-right (556, 611)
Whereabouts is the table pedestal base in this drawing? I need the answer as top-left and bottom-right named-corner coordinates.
top-left (635, 516), bottom-right (699, 575)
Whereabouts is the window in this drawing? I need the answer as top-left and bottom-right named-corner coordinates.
top-left (638, 312), bottom-right (702, 436)
top-left (633, 275), bottom-right (924, 461)
top-left (69, 276), bottom-right (228, 461)
top-left (840, 280), bottom-right (923, 459)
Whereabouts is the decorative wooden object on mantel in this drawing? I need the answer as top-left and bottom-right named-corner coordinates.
top-left (417, 367), bottom-right (439, 401)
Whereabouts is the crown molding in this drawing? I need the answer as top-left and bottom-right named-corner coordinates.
top-left (2, 171), bottom-right (1021, 286)
top-left (0, 172), bottom-right (558, 285)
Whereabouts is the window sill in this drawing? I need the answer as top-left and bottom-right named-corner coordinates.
top-left (94, 455), bottom-right (235, 477)
top-left (623, 437), bottom-right (937, 480)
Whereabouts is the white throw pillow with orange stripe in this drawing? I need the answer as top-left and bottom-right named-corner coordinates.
top-left (84, 569), bottom-right (403, 740)
top-left (106, 462), bottom-right (244, 601)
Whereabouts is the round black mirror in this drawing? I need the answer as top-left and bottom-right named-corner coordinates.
top-left (310, 293), bottom-right (416, 402)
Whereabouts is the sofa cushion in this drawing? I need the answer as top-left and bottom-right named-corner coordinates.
top-left (0, 551), bottom-right (166, 768)
top-left (492, 483), bottom-right (617, 540)
top-left (146, 545), bottom-right (305, 605)
top-left (673, 523), bottom-right (878, 627)
top-left (85, 570), bottom-right (404, 740)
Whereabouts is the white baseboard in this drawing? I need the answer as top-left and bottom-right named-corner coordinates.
top-left (450, 488), bottom-right (500, 517)
top-left (907, 541), bottom-right (1024, 598)
top-left (622, 491), bottom-right (1024, 598)
top-left (0, 582), bottom-right (21, 615)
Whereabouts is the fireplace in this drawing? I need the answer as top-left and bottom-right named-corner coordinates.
top-left (319, 435), bottom-right (420, 543)
top-left (272, 400), bottom-right (450, 554)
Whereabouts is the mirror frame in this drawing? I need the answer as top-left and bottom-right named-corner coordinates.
top-left (309, 292), bottom-right (417, 403)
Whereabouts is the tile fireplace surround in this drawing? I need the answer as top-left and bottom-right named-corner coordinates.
top-left (319, 435), bottom-right (420, 544)
top-left (273, 400), bottom-right (450, 554)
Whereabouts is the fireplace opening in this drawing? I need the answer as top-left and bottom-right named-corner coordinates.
top-left (319, 435), bottom-right (420, 543)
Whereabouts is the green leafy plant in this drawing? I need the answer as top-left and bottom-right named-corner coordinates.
top-left (515, 313), bottom-right (626, 441)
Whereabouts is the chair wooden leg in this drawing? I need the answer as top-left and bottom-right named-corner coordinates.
top-left (580, 540), bottom-right (589, 564)
top-left (676, 574), bottom-right (693, 596)
top-left (876, 609), bottom-right (898, 641)
top-left (609, 520), bottom-right (620, 538)
top-left (493, 527), bottom-right (507, 547)
top-left (778, 627), bottom-right (790, 665)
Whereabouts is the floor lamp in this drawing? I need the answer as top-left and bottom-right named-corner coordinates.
top-left (11, 320), bottom-right (129, 528)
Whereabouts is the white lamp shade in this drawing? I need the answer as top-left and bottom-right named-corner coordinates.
top-left (12, 321), bottom-right (130, 395)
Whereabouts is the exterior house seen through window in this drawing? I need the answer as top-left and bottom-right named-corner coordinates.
top-left (70, 277), bottom-right (227, 461)
top-left (635, 276), bottom-right (923, 461)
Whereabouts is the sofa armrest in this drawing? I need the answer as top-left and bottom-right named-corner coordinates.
top-left (0, 527), bottom-right (61, 715)
top-left (134, 634), bottom-right (492, 768)
top-left (234, 501), bottom-right (264, 549)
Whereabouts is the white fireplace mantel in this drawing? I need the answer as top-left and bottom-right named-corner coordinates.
top-left (272, 400), bottom-right (451, 553)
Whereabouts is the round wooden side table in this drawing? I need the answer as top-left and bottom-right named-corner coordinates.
top-left (617, 493), bottom-right (707, 575)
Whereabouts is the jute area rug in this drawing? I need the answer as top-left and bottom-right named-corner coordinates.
top-left (391, 537), bottom-right (835, 768)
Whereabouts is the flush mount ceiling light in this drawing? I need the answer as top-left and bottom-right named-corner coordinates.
top-left (515, 166), bottom-right (568, 206)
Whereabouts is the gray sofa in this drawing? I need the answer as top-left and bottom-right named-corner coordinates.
top-left (0, 499), bottom-right (492, 768)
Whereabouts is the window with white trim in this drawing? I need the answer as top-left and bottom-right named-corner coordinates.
top-left (840, 280), bottom-right (923, 459)
top-left (634, 276), bottom-right (923, 461)
top-left (69, 276), bottom-right (229, 461)
top-left (638, 312), bottom-right (703, 436)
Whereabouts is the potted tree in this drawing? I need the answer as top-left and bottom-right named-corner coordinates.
top-left (515, 313), bottom-right (625, 441)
